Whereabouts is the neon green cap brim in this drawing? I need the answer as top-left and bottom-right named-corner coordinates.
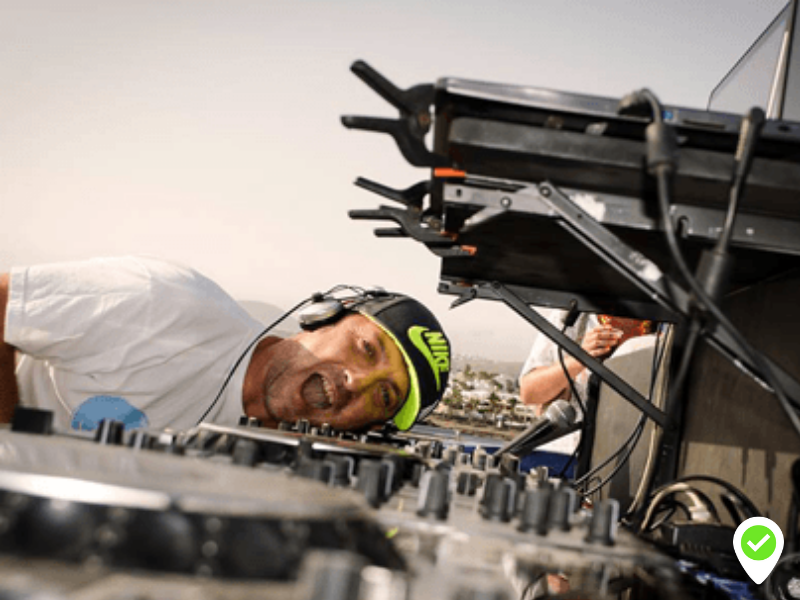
top-left (363, 315), bottom-right (420, 431)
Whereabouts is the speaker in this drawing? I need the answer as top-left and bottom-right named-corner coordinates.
top-left (679, 271), bottom-right (800, 523)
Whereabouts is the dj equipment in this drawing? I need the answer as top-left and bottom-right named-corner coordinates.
top-left (0, 409), bottom-right (694, 600)
top-left (341, 56), bottom-right (800, 584)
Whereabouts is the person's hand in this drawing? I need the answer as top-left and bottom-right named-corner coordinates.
top-left (580, 324), bottom-right (623, 359)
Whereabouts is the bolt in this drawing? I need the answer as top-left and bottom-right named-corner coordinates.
top-left (500, 197), bottom-right (511, 208)
top-left (541, 187), bottom-right (551, 197)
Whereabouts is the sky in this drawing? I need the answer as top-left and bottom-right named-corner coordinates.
top-left (0, 0), bottom-right (788, 362)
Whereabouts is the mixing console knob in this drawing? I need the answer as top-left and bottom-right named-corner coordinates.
top-left (430, 440), bottom-right (444, 459)
top-left (410, 462), bottom-right (425, 487)
top-left (297, 419), bottom-right (311, 434)
top-left (94, 419), bottom-right (125, 445)
top-left (586, 499), bottom-right (619, 546)
top-left (10, 407), bottom-right (53, 435)
top-left (303, 550), bottom-right (367, 600)
top-left (499, 454), bottom-right (520, 476)
top-left (17, 497), bottom-right (96, 560)
top-left (127, 430), bottom-right (153, 450)
top-left (480, 475), bottom-right (517, 522)
top-left (220, 520), bottom-right (293, 579)
top-left (319, 423), bottom-right (332, 437)
top-left (232, 439), bottom-right (260, 467)
top-left (127, 510), bottom-right (198, 573)
top-left (328, 455), bottom-right (355, 487)
top-left (443, 446), bottom-right (459, 465)
top-left (519, 485), bottom-right (552, 535)
top-left (473, 446), bottom-right (488, 471)
top-left (417, 469), bottom-right (449, 520)
top-left (415, 441), bottom-right (432, 459)
top-left (456, 471), bottom-right (480, 496)
top-left (548, 488), bottom-right (576, 532)
top-left (356, 460), bottom-right (385, 508)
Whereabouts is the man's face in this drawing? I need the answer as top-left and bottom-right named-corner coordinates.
top-left (248, 313), bottom-right (410, 431)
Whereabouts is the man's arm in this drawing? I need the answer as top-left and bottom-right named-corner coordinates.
top-left (519, 324), bottom-right (623, 414)
top-left (0, 273), bottom-right (20, 422)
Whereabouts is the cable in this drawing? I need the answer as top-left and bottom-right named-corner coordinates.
top-left (556, 323), bottom-right (584, 478)
top-left (626, 324), bottom-right (674, 516)
top-left (573, 330), bottom-right (667, 496)
top-left (635, 475), bottom-right (760, 532)
top-left (717, 107), bottom-right (766, 251)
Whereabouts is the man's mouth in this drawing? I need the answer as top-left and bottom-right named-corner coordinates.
top-left (301, 373), bottom-right (336, 409)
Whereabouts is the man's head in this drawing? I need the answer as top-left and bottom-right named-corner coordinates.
top-left (243, 291), bottom-right (450, 432)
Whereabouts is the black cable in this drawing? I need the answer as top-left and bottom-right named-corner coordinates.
top-left (638, 475), bottom-right (761, 526)
top-left (717, 107), bottom-right (766, 251)
top-left (556, 314), bottom-right (586, 478)
top-left (574, 325), bottom-right (668, 496)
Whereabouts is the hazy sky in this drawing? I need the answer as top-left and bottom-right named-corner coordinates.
top-left (1, 0), bottom-right (787, 362)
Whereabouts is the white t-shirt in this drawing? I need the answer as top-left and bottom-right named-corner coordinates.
top-left (519, 308), bottom-right (599, 410)
top-left (5, 256), bottom-right (265, 433)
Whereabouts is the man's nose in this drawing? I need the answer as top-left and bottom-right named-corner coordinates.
top-left (343, 366), bottom-right (376, 394)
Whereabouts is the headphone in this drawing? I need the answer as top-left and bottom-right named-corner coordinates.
top-left (297, 286), bottom-right (391, 331)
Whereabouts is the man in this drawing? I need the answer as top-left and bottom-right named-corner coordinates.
top-left (0, 256), bottom-right (451, 433)
top-left (519, 309), bottom-right (623, 417)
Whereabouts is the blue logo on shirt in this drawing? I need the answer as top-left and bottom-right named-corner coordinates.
top-left (71, 396), bottom-right (149, 431)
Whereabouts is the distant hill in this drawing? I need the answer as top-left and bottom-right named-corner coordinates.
top-left (452, 355), bottom-right (523, 380)
top-left (238, 300), bottom-right (299, 338)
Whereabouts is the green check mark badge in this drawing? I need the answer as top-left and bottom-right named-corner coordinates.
top-left (741, 524), bottom-right (776, 561)
top-left (733, 516), bottom-right (784, 584)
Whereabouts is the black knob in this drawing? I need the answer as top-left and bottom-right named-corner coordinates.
top-left (237, 416), bottom-right (261, 428)
top-left (443, 446), bottom-right (459, 465)
top-left (328, 455), bottom-right (355, 487)
top-left (417, 469), bottom-right (450, 520)
top-left (411, 462), bottom-right (425, 487)
top-left (127, 430), bottom-right (152, 450)
top-left (296, 419), bottom-right (310, 434)
top-left (126, 510), bottom-right (199, 573)
top-left (17, 497), bottom-right (96, 560)
top-left (415, 441), bottom-right (432, 459)
top-left (304, 550), bottom-right (367, 600)
top-left (456, 471), bottom-right (480, 496)
top-left (356, 460), bottom-right (384, 508)
top-left (232, 439), bottom-right (260, 467)
top-left (94, 419), bottom-right (125, 445)
top-left (319, 423), bottom-right (332, 437)
top-left (481, 475), bottom-right (517, 522)
top-left (548, 487), bottom-right (575, 532)
top-left (297, 458), bottom-right (333, 483)
top-left (499, 454), bottom-right (520, 477)
top-left (473, 447), bottom-right (488, 471)
top-left (430, 440), bottom-right (444, 459)
top-left (10, 407), bottom-right (53, 435)
top-left (586, 499), bottom-right (619, 546)
top-left (519, 486), bottom-right (552, 535)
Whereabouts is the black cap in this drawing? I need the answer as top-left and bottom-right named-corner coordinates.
top-left (352, 294), bottom-right (451, 430)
